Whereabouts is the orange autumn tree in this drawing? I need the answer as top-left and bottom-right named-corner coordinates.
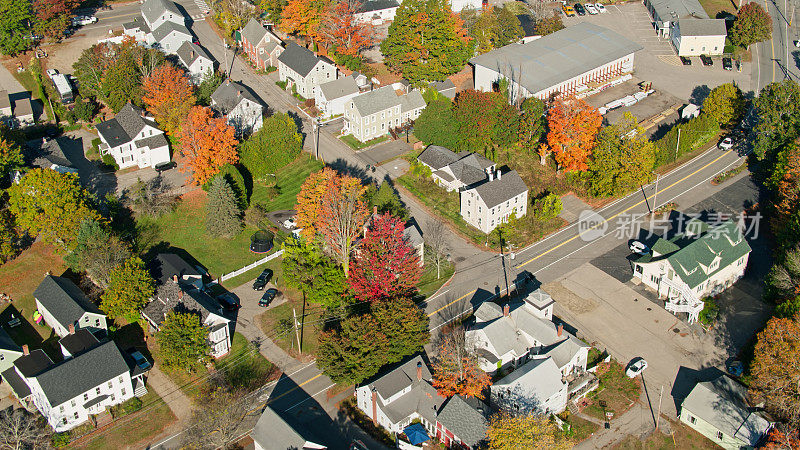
top-left (432, 326), bottom-right (491, 399)
top-left (546, 96), bottom-right (602, 172)
top-left (319, 0), bottom-right (375, 57)
top-left (295, 167), bottom-right (338, 240)
top-left (280, 0), bottom-right (329, 45)
top-left (750, 312), bottom-right (800, 429)
top-left (178, 106), bottom-right (239, 185)
top-left (142, 64), bottom-right (195, 136)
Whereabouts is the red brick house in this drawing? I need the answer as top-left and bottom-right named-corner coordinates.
top-left (241, 18), bottom-right (284, 70)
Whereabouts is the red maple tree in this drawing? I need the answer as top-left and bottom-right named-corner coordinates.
top-left (349, 213), bottom-right (421, 302)
top-left (546, 96), bottom-right (602, 173)
top-left (178, 106), bottom-right (239, 185)
top-left (319, 0), bottom-right (376, 57)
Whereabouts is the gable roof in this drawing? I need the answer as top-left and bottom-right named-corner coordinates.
top-left (35, 340), bottom-right (130, 407)
top-left (0, 327), bottom-right (21, 353)
top-left (318, 76), bottom-right (359, 101)
top-left (428, 79), bottom-right (456, 99)
top-left (541, 335), bottom-right (589, 370)
top-left (141, 0), bottom-right (182, 26)
top-left (418, 145), bottom-right (460, 170)
top-left (357, 0), bottom-right (400, 13)
top-left (352, 86), bottom-right (402, 117)
top-left (96, 103), bottom-right (158, 147)
top-left (176, 41), bottom-right (213, 68)
top-left (142, 282), bottom-right (226, 328)
top-left (33, 138), bottom-right (74, 169)
top-left (211, 80), bottom-right (262, 115)
top-left (447, 152), bottom-right (494, 186)
top-left (242, 18), bottom-right (270, 45)
top-left (13, 349), bottom-right (53, 377)
top-left (493, 356), bottom-right (565, 406)
top-left (251, 405), bottom-right (327, 449)
top-left (400, 89), bottom-right (426, 112)
top-left (681, 374), bottom-right (770, 446)
top-left (471, 170), bottom-right (528, 209)
top-left (678, 18), bottom-right (727, 36)
top-left (33, 275), bottom-right (104, 329)
top-left (363, 355), bottom-right (445, 425)
top-left (470, 22), bottom-right (642, 96)
top-left (278, 42), bottom-right (332, 77)
top-left (150, 253), bottom-right (202, 285)
top-left (151, 20), bottom-right (191, 42)
top-left (59, 328), bottom-right (100, 356)
top-left (436, 396), bottom-right (489, 447)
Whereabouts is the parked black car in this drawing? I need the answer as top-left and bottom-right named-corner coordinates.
top-left (216, 292), bottom-right (240, 311)
top-left (722, 57), bottom-right (732, 71)
top-left (252, 268), bottom-right (273, 291)
top-left (680, 56), bottom-right (691, 66)
top-left (154, 161), bottom-right (177, 172)
top-left (259, 288), bottom-right (279, 307)
top-left (574, 2), bottom-right (586, 15)
top-left (700, 55), bottom-right (713, 66)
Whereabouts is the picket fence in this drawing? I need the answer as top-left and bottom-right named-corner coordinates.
top-left (218, 249), bottom-right (284, 283)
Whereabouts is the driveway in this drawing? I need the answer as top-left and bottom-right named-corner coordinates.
top-left (564, 2), bottom-right (753, 98)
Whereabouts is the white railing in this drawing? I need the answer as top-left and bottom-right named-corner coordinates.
top-left (218, 249), bottom-right (284, 283)
top-left (660, 277), bottom-right (704, 324)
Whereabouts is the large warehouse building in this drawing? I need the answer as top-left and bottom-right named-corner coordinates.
top-left (470, 23), bottom-right (643, 101)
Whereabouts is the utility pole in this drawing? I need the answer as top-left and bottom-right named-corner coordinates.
top-left (293, 308), bottom-right (301, 353)
top-left (312, 119), bottom-right (321, 160)
top-left (656, 385), bottom-right (664, 430)
top-left (299, 292), bottom-right (306, 354)
top-left (652, 172), bottom-right (661, 213)
top-left (675, 128), bottom-right (681, 161)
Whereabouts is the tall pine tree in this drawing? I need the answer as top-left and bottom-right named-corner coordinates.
top-left (381, 0), bottom-right (473, 84)
top-left (206, 176), bottom-right (243, 238)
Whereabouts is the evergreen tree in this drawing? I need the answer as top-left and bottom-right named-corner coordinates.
top-left (381, 0), bottom-right (474, 84)
top-left (495, 6), bottom-right (523, 47)
top-left (206, 176), bottom-right (243, 238)
top-left (102, 51), bottom-right (142, 112)
top-left (369, 181), bottom-right (409, 221)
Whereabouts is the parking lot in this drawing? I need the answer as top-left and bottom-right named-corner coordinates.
top-left (563, 2), bottom-right (753, 99)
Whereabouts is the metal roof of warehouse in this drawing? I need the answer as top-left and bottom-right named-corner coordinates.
top-left (469, 22), bottom-right (643, 96)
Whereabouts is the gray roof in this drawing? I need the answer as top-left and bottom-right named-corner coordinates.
top-left (0, 327), bottom-right (21, 353)
top-left (678, 18), bottom-right (727, 36)
top-left (352, 86), bottom-right (401, 117)
top-left (418, 145), bottom-right (460, 170)
top-left (541, 335), bottom-right (588, 370)
top-left (142, 281), bottom-right (225, 329)
top-left (400, 89), bottom-right (426, 113)
top-left (318, 76), bottom-right (359, 101)
top-left (151, 20), bottom-right (191, 42)
top-left (35, 340), bottom-right (130, 407)
top-left (277, 42), bottom-right (332, 77)
top-left (474, 301), bottom-right (504, 322)
top-left (681, 374), bottom-right (771, 446)
top-left (241, 18), bottom-right (270, 46)
top-left (33, 138), bottom-right (73, 169)
top-left (97, 103), bottom-right (158, 147)
top-left (123, 15), bottom-right (150, 33)
top-left (150, 253), bottom-right (202, 285)
top-left (493, 356), bottom-right (565, 407)
top-left (448, 152), bottom-right (493, 186)
top-left (471, 170), bottom-right (528, 209)
top-left (141, 0), bottom-right (183, 26)
top-left (2, 367), bottom-right (31, 398)
top-left (647, 0), bottom-right (709, 22)
top-left (251, 405), bottom-right (326, 449)
top-left (403, 222), bottom-right (424, 248)
top-left (363, 355), bottom-right (445, 425)
top-left (59, 329), bottom-right (100, 356)
top-left (13, 349), bottom-right (53, 377)
top-left (436, 396), bottom-right (489, 447)
top-left (135, 133), bottom-right (169, 150)
top-left (14, 98), bottom-right (33, 117)
top-left (470, 23), bottom-right (642, 96)
top-left (525, 288), bottom-right (554, 311)
top-left (176, 41), bottom-right (213, 67)
top-left (429, 79), bottom-right (456, 99)
top-left (211, 80), bottom-right (262, 115)
top-left (0, 90), bottom-right (10, 111)
top-left (357, 0), bottom-right (399, 13)
top-left (33, 275), bottom-right (104, 330)
top-left (371, 355), bottom-right (432, 399)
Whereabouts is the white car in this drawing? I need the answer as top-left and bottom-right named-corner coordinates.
top-left (72, 16), bottom-right (97, 26)
top-left (629, 241), bottom-right (649, 255)
top-left (718, 137), bottom-right (734, 150)
top-left (626, 358), bottom-right (648, 378)
top-left (585, 3), bottom-right (599, 14)
top-left (595, 3), bottom-right (607, 12)
top-left (45, 69), bottom-right (58, 79)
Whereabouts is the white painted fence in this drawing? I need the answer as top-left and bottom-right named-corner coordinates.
top-left (218, 249), bottom-right (284, 283)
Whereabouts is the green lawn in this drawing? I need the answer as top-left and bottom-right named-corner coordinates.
top-left (584, 360), bottom-right (642, 422)
top-left (259, 291), bottom-right (321, 357)
top-left (560, 412), bottom-right (600, 442)
top-left (339, 134), bottom-right (389, 151)
top-left (417, 256), bottom-right (455, 298)
top-left (250, 153), bottom-right (324, 210)
top-left (698, 0), bottom-right (737, 17)
top-left (613, 419), bottom-right (719, 449)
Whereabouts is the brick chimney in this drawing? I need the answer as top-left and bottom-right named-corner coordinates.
top-left (190, 49), bottom-right (195, 59)
top-left (416, 361), bottom-right (422, 381)
top-left (557, 323), bottom-right (563, 337)
top-left (503, 304), bottom-right (509, 317)
top-left (172, 274), bottom-right (178, 284)
top-left (68, 323), bottom-right (75, 335)
top-left (22, 345), bottom-right (29, 356)
top-left (373, 206), bottom-right (377, 215)
top-left (371, 388), bottom-right (378, 426)
top-left (179, 290), bottom-right (184, 300)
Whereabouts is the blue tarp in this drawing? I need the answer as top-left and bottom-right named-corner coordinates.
top-left (403, 423), bottom-right (430, 445)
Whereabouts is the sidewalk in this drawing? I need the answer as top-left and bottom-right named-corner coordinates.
top-left (146, 364), bottom-right (194, 424)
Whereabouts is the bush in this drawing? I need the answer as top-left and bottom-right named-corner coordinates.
top-left (73, 96), bottom-right (96, 122)
top-left (265, 65), bottom-right (277, 74)
top-left (110, 396), bottom-right (143, 418)
top-left (275, 80), bottom-right (287, 90)
top-left (409, 159), bottom-right (432, 178)
top-left (654, 114), bottom-right (720, 167)
top-left (532, 192), bottom-right (562, 219)
top-left (101, 153), bottom-right (119, 170)
top-left (52, 433), bottom-right (70, 447)
top-left (244, 203), bottom-right (270, 228)
top-left (699, 297), bottom-right (720, 325)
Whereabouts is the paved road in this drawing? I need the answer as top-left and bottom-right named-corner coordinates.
top-left (753, 0), bottom-right (799, 92)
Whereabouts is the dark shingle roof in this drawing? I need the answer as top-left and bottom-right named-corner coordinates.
top-left (472, 170), bottom-right (528, 209)
top-left (357, 0), bottom-right (400, 12)
top-left (59, 329), bottom-right (100, 356)
top-left (0, 327), bottom-right (21, 353)
top-left (211, 80), bottom-right (262, 114)
top-left (678, 18), bottom-right (727, 36)
top-left (176, 41), bottom-right (213, 68)
top-left (33, 275), bottom-right (103, 330)
top-left (141, 0), bottom-right (182, 26)
top-left (35, 340), bottom-right (130, 407)
top-left (277, 42), bottom-right (330, 77)
top-left (418, 145), bottom-right (459, 170)
top-left (142, 283), bottom-right (223, 328)
top-left (150, 253), bottom-right (202, 285)
top-left (1, 367), bottom-right (31, 398)
top-left (13, 349), bottom-right (53, 377)
top-left (370, 355), bottom-right (432, 399)
top-left (252, 404), bottom-right (327, 449)
top-left (135, 133), bottom-right (169, 150)
top-left (151, 21), bottom-right (191, 42)
top-left (33, 138), bottom-right (73, 169)
top-left (449, 153), bottom-right (493, 186)
top-left (436, 396), bottom-right (490, 447)
top-left (96, 103), bottom-right (156, 147)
